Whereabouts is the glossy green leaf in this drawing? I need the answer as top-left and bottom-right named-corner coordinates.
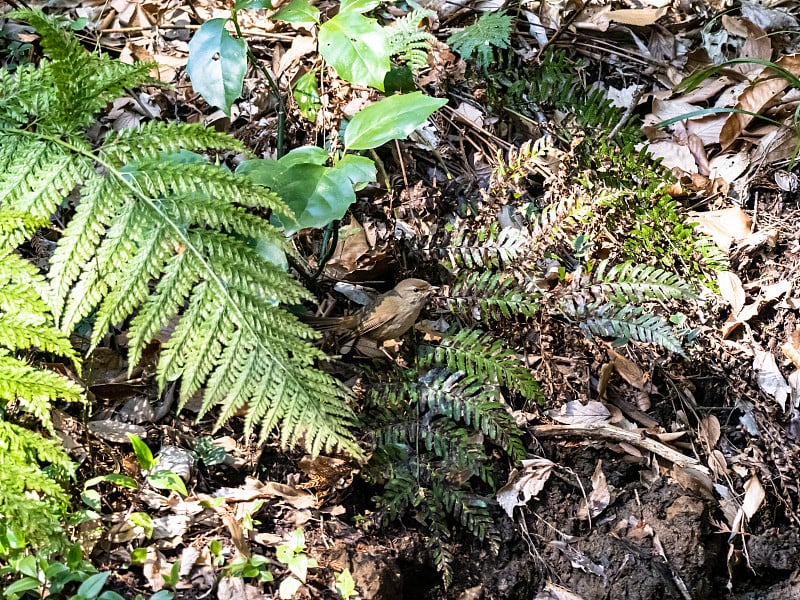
top-left (237, 148), bottom-right (376, 232)
top-left (319, 12), bottom-right (389, 90)
top-left (344, 92), bottom-right (447, 150)
top-left (149, 470), bottom-right (189, 496)
top-left (293, 70), bottom-right (321, 121)
top-left (128, 434), bottom-right (155, 471)
top-left (274, 0), bottom-right (320, 24)
top-left (340, 0), bottom-right (380, 12)
top-left (234, 0), bottom-right (272, 8)
top-left (187, 19), bottom-right (246, 115)
top-left (4, 577), bottom-right (41, 595)
top-left (77, 572), bottom-right (111, 599)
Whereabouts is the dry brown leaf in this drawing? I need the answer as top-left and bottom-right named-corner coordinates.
top-left (690, 206), bottom-right (751, 252)
top-left (753, 347), bottom-right (791, 411)
top-left (708, 449), bottom-right (729, 479)
top-left (700, 415), bottom-right (721, 447)
top-left (782, 328), bottom-right (800, 369)
top-left (717, 271), bottom-right (746, 315)
top-left (496, 458), bottom-right (556, 517)
top-left (534, 581), bottom-right (587, 600)
top-left (708, 150), bottom-right (750, 184)
top-left (578, 460), bottom-right (613, 520)
top-left (742, 475), bottom-right (766, 520)
top-left (720, 53), bottom-right (800, 149)
top-left (605, 8), bottom-right (667, 26)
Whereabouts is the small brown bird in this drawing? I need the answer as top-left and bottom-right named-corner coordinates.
top-left (304, 278), bottom-right (436, 343)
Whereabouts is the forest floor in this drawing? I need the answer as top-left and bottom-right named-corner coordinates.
top-left (4, 0), bottom-right (800, 599)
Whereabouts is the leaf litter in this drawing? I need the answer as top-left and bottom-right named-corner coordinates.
top-left (5, 0), bottom-right (800, 598)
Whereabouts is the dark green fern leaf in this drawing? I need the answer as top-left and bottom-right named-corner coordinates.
top-left (592, 259), bottom-right (696, 303)
top-left (448, 272), bottom-right (540, 324)
top-left (446, 223), bottom-right (527, 269)
top-left (420, 327), bottom-right (541, 403)
top-left (567, 300), bottom-right (686, 355)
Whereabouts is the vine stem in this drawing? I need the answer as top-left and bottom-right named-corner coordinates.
top-left (231, 9), bottom-right (286, 158)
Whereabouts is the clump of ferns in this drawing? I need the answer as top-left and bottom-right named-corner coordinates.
top-left (363, 329), bottom-right (540, 587)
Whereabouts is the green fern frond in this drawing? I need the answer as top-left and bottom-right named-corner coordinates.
top-left (565, 299), bottom-right (685, 355)
top-left (449, 271), bottom-right (540, 323)
top-left (416, 369), bottom-right (527, 462)
top-left (530, 194), bottom-right (586, 240)
top-left (100, 122), bottom-right (248, 164)
top-left (376, 420), bottom-right (492, 485)
top-left (386, 8), bottom-right (436, 72)
top-left (0, 207), bottom-right (80, 557)
top-left (10, 10), bottom-right (155, 134)
top-left (0, 420), bottom-right (74, 555)
top-left (446, 223), bottom-right (527, 269)
top-left (592, 260), bottom-right (696, 303)
top-left (419, 328), bottom-right (541, 403)
top-left (447, 11), bottom-right (512, 70)
top-left (1, 11), bottom-right (360, 455)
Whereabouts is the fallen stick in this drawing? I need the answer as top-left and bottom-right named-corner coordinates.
top-left (531, 423), bottom-right (711, 476)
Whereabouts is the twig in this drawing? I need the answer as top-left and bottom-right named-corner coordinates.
top-left (531, 423), bottom-right (710, 475)
top-left (608, 85), bottom-right (645, 141)
top-left (535, 0), bottom-right (588, 62)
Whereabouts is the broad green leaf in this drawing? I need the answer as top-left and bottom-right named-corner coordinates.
top-left (84, 473), bottom-right (138, 489)
top-left (238, 149), bottom-right (376, 232)
top-left (4, 577), bottom-right (41, 595)
top-left (235, 0), bottom-right (272, 8)
top-left (344, 92), bottom-right (447, 150)
top-left (187, 19), bottom-right (246, 115)
top-left (340, 0), bottom-right (380, 12)
top-left (336, 154), bottom-right (376, 190)
top-left (274, 0), bottom-right (320, 24)
top-left (77, 572), bottom-right (110, 599)
top-left (293, 70), bottom-right (321, 121)
top-left (335, 569), bottom-right (357, 598)
top-left (319, 12), bottom-right (389, 90)
top-left (128, 433), bottom-right (155, 470)
top-left (148, 470), bottom-right (189, 496)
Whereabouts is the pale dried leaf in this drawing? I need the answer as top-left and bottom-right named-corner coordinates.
top-left (605, 8), bottom-right (667, 26)
top-left (753, 347), bottom-right (791, 411)
top-left (549, 401), bottom-right (611, 426)
top-left (496, 458), bottom-right (556, 517)
top-left (708, 151), bottom-right (750, 184)
top-left (742, 476), bottom-right (765, 519)
top-left (87, 420), bottom-right (147, 443)
top-left (547, 541), bottom-right (605, 576)
top-left (709, 449), bottom-right (728, 479)
top-left (535, 581), bottom-right (587, 600)
top-left (741, 0), bottom-right (800, 30)
top-left (578, 460), bottom-right (612, 520)
top-left (609, 348), bottom-right (646, 390)
top-left (699, 415), bottom-right (721, 447)
top-left (718, 270), bottom-right (746, 316)
top-left (690, 207), bottom-right (751, 252)
top-left (721, 53), bottom-right (800, 149)
top-left (142, 546), bottom-right (166, 591)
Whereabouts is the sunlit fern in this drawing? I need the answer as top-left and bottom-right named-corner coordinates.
top-left (0, 10), bottom-right (359, 455)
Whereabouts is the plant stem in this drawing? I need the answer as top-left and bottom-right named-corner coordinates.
top-left (231, 9), bottom-right (286, 158)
